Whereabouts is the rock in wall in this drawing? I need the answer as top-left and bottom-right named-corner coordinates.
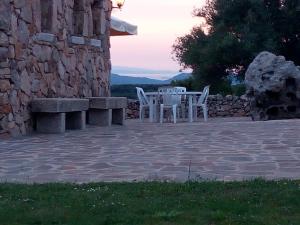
top-left (0, 0), bottom-right (112, 137)
top-left (245, 51), bottom-right (300, 120)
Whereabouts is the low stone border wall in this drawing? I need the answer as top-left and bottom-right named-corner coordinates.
top-left (127, 95), bottom-right (250, 119)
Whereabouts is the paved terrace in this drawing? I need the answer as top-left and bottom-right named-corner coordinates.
top-left (0, 117), bottom-right (300, 183)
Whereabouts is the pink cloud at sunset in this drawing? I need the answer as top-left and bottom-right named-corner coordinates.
top-left (111, 0), bottom-right (205, 77)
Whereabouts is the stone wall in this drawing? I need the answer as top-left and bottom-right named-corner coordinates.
top-left (0, 0), bottom-right (112, 137)
top-left (127, 95), bottom-right (250, 119)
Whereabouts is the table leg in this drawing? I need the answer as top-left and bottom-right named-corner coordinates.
top-left (153, 97), bottom-right (157, 122)
top-left (156, 98), bottom-right (161, 122)
top-left (149, 96), bottom-right (154, 122)
top-left (188, 95), bottom-right (193, 123)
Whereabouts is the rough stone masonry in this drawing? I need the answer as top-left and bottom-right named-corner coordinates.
top-left (0, 0), bottom-right (112, 137)
top-left (245, 51), bottom-right (300, 120)
top-left (127, 95), bottom-right (250, 119)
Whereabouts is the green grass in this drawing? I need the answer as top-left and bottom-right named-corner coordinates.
top-left (0, 180), bottom-right (299, 225)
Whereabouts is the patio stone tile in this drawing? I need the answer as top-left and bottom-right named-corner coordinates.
top-left (1, 117), bottom-right (300, 182)
top-left (278, 168), bottom-right (300, 172)
top-left (222, 156), bottom-right (254, 162)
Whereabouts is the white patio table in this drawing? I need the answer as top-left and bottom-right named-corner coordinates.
top-left (145, 91), bottom-right (203, 123)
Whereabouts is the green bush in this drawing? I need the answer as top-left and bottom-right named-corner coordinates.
top-left (231, 84), bottom-right (246, 96)
top-left (170, 77), bottom-right (196, 91)
top-left (110, 82), bottom-right (246, 99)
top-left (111, 84), bottom-right (169, 99)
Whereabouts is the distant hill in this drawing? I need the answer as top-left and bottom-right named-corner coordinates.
top-left (111, 73), bottom-right (191, 85)
top-left (167, 73), bottom-right (191, 83)
top-left (111, 74), bottom-right (164, 85)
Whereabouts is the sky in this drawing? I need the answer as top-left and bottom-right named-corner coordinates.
top-left (111, 0), bottom-right (205, 79)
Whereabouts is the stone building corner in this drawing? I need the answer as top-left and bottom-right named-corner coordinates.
top-left (0, 0), bottom-right (113, 138)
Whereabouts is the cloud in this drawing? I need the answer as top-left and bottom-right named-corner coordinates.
top-left (112, 66), bottom-right (191, 80)
top-left (112, 66), bottom-right (177, 75)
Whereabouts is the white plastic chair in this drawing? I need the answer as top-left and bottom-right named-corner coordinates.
top-left (158, 87), bottom-right (179, 124)
top-left (174, 86), bottom-right (187, 118)
top-left (192, 85), bottom-right (210, 122)
top-left (136, 87), bottom-right (150, 121)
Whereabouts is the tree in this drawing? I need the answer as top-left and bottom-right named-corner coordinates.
top-left (172, 0), bottom-right (300, 94)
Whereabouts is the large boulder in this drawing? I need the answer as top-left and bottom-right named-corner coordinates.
top-left (245, 51), bottom-right (300, 120)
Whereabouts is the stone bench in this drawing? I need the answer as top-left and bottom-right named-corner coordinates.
top-left (31, 98), bottom-right (89, 133)
top-left (88, 97), bottom-right (127, 126)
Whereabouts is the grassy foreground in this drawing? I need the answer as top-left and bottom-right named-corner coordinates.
top-left (0, 180), bottom-right (299, 225)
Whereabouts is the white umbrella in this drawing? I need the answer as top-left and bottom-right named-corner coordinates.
top-left (110, 16), bottom-right (138, 36)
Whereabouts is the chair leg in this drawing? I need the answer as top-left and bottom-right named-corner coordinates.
top-left (193, 107), bottom-right (197, 121)
top-left (189, 104), bottom-right (193, 123)
top-left (181, 104), bottom-right (186, 120)
top-left (203, 105), bottom-right (208, 122)
top-left (139, 106), bottom-right (143, 122)
top-left (172, 105), bottom-right (177, 124)
top-left (153, 104), bottom-right (157, 121)
top-left (160, 104), bottom-right (164, 124)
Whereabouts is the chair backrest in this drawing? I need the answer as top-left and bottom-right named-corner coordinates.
top-left (158, 87), bottom-right (179, 106)
top-left (174, 87), bottom-right (187, 93)
top-left (174, 86), bottom-right (187, 101)
top-left (198, 85), bottom-right (210, 105)
top-left (136, 87), bottom-right (149, 106)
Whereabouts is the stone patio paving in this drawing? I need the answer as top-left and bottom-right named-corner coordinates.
top-left (0, 117), bottom-right (300, 183)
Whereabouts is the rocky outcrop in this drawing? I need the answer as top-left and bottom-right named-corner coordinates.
top-left (0, 0), bottom-right (112, 137)
top-left (245, 51), bottom-right (300, 120)
top-left (127, 95), bottom-right (250, 119)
